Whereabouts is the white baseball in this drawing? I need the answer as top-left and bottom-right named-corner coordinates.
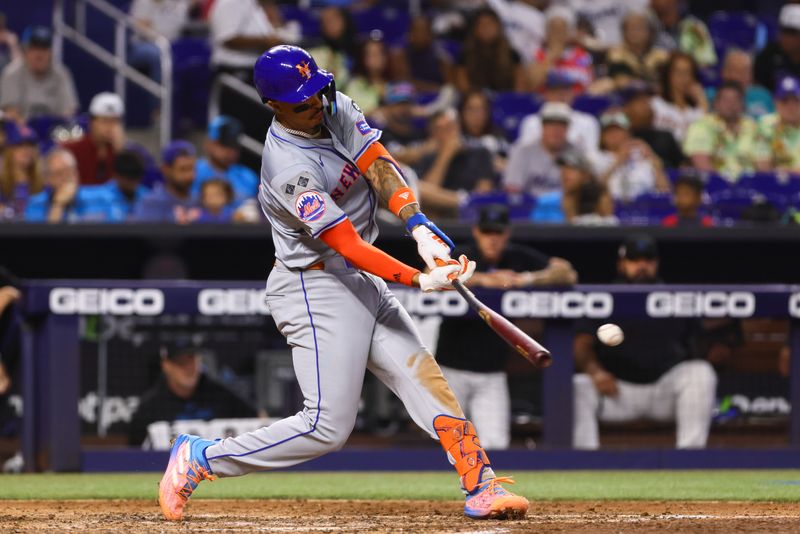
top-left (597, 323), bottom-right (624, 346)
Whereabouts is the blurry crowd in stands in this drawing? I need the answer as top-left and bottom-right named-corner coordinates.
top-left (2, 0), bottom-right (800, 226)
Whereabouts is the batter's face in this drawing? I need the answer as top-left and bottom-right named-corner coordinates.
top-left (271, 93), bottom-right (325, 135)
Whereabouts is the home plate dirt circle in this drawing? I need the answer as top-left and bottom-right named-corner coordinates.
top-left (2, 499), bottom-right (800, 533)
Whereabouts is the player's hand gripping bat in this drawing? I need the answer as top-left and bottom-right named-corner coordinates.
top-left (436, 259), bottom-right (553, 368)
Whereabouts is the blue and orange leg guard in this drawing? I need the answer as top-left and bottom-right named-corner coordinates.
top-left (434, 415), bottom-right (494, 494)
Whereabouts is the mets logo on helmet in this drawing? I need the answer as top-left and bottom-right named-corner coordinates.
top-left (295, 61), bottom-right (312, 80)
top-left (295, 191), bottom-right (326, 221)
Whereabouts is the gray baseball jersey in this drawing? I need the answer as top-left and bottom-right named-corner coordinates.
top-left (258, 91), bottom-right (382, 268)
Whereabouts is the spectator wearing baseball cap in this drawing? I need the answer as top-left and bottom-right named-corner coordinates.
top-left (533, 148), bottom-right (615, 225)
top-left (661, 172), bottom-right (713, 228)
top-left (62, 92), bottom-right (126, 186)
top-left (684, 81), bottom-right (758, 181)
top-left (516, 72), bottom-right (600, 157)
top-left (591, 110), bottom-right (670, 202)
top-left (503, 101), bottom-right (572, 197)
top-left (127, 336), bottom-right (257, 446)
top-left (755, 4), bottom-right (800, 91)
top-left (753, 76), bottom-right (800, 174)
top-left (435, 203), bottom-right (576, 449)
top-left (80, 149), bottom-right (150, 222)
top-left (370, 82), bottom-right (427, 160)
top-left (134, 140), bottom-right (200, 223)
top-left (0, 122), bottom-right (43, 221)
top-left (0, 25), bottom-right (78, 122)
top-left (573, 233), bottom-right (718, 450)
top-left (192, 116), bottom-right (258, 202)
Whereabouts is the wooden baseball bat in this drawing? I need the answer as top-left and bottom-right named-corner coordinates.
top-left (451, 278), bottom-right (552, 369)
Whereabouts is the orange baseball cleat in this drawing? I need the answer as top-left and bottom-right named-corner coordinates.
top-left (464, 476), bottom-right (529, 520)
top-left (158, 434), bottom-right (217, 521)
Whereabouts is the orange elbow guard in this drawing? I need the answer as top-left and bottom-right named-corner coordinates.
top-left (434, 415), bottom-right (492, 494)
top-left (320, 219), bottom-right (419, 286)
top-left (388, 186), bottom-right (418, 217)
top-left (355, 142), bottom-right (391, 174)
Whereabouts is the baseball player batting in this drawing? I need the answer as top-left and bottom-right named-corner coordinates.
top-left (158, 45), bottom-right (529, 521)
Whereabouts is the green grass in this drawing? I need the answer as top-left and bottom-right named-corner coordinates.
top-left (2, 471), bottom-right (800, 501)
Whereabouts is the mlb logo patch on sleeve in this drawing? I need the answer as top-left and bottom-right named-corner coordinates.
top-left (356, 120), bottom-right (372, 135)
top-left (295, 191), bottom-right (326, 222)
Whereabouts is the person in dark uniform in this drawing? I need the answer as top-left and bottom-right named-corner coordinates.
top-left (435, 204), bottom-right (577, 448)
top-left (128, 339), bottom-right (257, 446)
top-left (572, 234), bottom-right (717, 449)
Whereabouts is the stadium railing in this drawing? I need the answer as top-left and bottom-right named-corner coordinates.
top-left (53, 0), bottom-right (173, 145)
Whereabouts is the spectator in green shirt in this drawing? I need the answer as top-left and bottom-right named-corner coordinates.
top-left (754, 76), bottom-right (800, 174)
top-left (683, 82), bottom-right (758, 181)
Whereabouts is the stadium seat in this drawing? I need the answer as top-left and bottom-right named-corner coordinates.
top-left (28, 115), bottom-right (69, 153)
top-left (572, 94), bottom-right (613, 117)
top-left (351, 6), bottom-right (410, 46)
top-left (460, 191), bottom-right (537, 222)
top-left (615, 192), bottom-right (675, 225)
top-left (171, 38), bottom-right (212, 132)
top-left (704, 173), bottom-right (732, 194)
top-left (708, 11), bottom-right (762, 55)
top-left (438, 39), bottom-right (462, 63)
top-left (279, 5), bottom-right (320, 39)
top-left (492, 92), bottom-right (542, 142)
top-left (737, 172), bottom-right (800, 196)
top-left (709, 188), bottom-right (788, 223)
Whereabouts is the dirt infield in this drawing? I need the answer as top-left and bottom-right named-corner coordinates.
top-left (2, 499), bottom-right (800, 533)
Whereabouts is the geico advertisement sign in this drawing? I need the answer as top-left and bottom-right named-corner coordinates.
top-left (198, 289), bottom-right (270, 315)
top-left (788, 293), bottom-right (800, 318)
top-left (396, 290), bottom-right (614, 318)
top-left (49, 288), bottom-right (164, 315)
top-left (646, 291), bottom-right (755, 318)
top-left (394, 290), bottom-right (469, 316)
top-left (502, 291), bottom-right (614, 318)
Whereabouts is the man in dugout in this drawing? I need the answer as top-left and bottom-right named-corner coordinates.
top-left (435, 204), bottom-right (577, 449)
top-left (128, 338), bottom-right (256, 446)
top-left (572, 234), bottom-right (719, 449)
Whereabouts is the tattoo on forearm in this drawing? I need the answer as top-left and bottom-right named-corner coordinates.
top-left (365, 157), bottom-right (420, 222)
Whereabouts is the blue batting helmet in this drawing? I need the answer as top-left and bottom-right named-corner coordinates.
top-left (253, 45), bottom-right (335, 105)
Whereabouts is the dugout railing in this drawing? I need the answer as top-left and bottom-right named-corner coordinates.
top-left (16, 280), bottom-right (800, 472)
